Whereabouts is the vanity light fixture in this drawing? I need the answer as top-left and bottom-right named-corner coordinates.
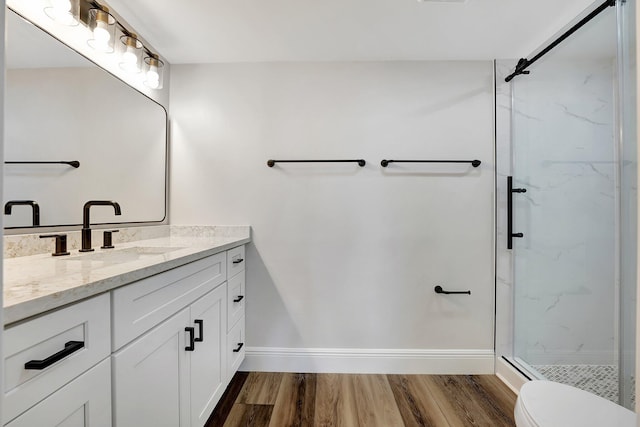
top-left (43, 0), bottom-right (165, 89)
top-left (87, 6), bottom-right (116, 53)
top-left (119, 33), bottom-right (143, 73)
top-left (143, 54), bottom-right (164, 89)
top-left (43, 0), bottom-right (80, 26)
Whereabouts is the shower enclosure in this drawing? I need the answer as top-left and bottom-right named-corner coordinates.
top-left (499, 0), bottom-right (637, 409)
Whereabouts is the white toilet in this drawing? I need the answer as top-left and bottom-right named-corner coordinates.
top-left (515, 380), bottom-right (636, 427)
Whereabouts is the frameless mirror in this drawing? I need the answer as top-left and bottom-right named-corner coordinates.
top-left (4, 9), bottom-right (167, 229)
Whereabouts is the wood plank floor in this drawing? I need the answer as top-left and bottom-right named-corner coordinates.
top-left (205, 372), bottom-right (517, 427)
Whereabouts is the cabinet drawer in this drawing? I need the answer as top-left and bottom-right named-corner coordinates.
top-left (5, 358), bottom-right (112, 427)
top-left (227, 270), bottom-right (245, 332)
top-left (112, 252), bottom-right (226, 350)
top-left (227, 245), bottom-right (245, 278)
top-left (227, 317), bottom-right (245, 379)
top-left (4, 293), bottom-right (110, 424)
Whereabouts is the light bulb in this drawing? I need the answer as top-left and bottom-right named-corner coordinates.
top-left (52, 0), bottom-right (71, 12)
top-left (122, 46), bottom-right (137, 65)
top-left (144, 56), bottom-right (163, 89)
top-left (93, 22), bottom-right (110, 48)
top-left (119, 36), bottom-right (142, 73)
top-left (146, 65), bottom-right (160, 89)
top-left (44, 0), bottom-right (78, 25)
top-left (88, 9), bottom-right (114, 52)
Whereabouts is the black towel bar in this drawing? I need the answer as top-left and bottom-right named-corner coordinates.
top-left (434, 285), bottom-right (471, 295)
top-left (267, 159), bottom-right (366, 167)
top-left (381, 159), bottom-right (481, 168)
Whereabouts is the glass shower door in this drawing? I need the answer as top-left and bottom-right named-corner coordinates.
top-left (511, 5), bottom-right (623, 404)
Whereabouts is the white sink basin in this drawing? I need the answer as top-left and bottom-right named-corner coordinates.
top-left (65, 246), bottom-right (184, 264)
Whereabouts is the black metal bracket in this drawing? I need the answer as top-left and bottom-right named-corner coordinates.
top-left (381, 159), bottom-right (481, 168)
top-left (434, 285), bottom-right (471, 295)
top-left (267, 159), bottom-right (366, 167)
top-left (505, 0), bottom-right (616, 82)
top-left (507, 176), bottom-right (527, 249)
top-left (5, 160), bottom-right (80, 168)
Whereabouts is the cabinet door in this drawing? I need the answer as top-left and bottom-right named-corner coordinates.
top-left (6, 359), bottom-right (111, 427)
top-left (112, 308), bottom-right (190, 427)
top-left (189, 284), bottom-right (227, 427)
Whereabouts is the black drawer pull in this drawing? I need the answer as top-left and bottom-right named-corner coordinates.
top-left (185, 327), bottom-right (195, 351)
top-left (233, 295), bottom-right (245, 303)
top-left (25, 341), bottom-right (84, 370)
top-left (232, 258), bottom-right (244, 265)
top-left (232, 343), bottom-right (244, 353)
top-left (194, 319), bottom-right (204, 342)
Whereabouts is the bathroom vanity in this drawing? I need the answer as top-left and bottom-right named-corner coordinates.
top-left (3, 226), bottom-right (250, 426)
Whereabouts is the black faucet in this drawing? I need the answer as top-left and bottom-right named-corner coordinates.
top-left (80, 201), bottom-right (122, 252)
top-left (4, 200), bottom-right (40, 226)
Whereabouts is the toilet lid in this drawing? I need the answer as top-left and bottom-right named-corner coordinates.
top-left (517, 381), bottom-right (636, 427)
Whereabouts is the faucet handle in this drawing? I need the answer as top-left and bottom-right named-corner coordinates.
top-left (101, 230), bottom-right (119, 249)
top-left (40, 234), bottom-right (70, 256)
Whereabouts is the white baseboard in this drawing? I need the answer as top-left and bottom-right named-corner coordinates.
top-left (496, 357), bottom-right (529, 394)
top-left (240, 347), bottom-right (494, 374)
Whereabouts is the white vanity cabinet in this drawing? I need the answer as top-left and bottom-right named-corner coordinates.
top-left (112, 246), bottom-right (245, 427)
top-left (3, 293), bottom-right (111, 426)
top-left (3, 243), bottom-right (247, 427)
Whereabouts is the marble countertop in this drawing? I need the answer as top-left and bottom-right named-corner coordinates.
top-left (4, 226), bottom-right (251, 325)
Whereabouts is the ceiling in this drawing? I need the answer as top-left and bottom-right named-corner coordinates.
top-left (104, 0), bottom-right (597, 64)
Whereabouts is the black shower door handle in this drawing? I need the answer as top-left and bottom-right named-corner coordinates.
top-left (507, 176), bottom-right (527, 249)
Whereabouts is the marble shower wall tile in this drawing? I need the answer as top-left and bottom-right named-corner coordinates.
top-left (510, 59), bottom-right (617, 365)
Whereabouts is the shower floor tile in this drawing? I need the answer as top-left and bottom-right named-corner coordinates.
top-left (533, 364), bottom-right (635, 406)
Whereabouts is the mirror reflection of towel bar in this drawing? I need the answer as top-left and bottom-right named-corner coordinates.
top-left (5, 160), bottom-right (80, 168)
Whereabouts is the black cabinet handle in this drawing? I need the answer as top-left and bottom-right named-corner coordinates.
top-left (232, 343), bottom-right (244, 353)
top-left (232, 258), bottom-right (244, 265)
top-left (434, 285), bottom-right (471, 295)
top-left (185, 327), bottom-right (195, 351)
top-left (233, 295), bottom-right (245, 303)
top-left (194, 319), bottom-right (204, 342)
top-left (25, 341), bottom-right (84, 370)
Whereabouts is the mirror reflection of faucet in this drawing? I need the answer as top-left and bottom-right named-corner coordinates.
top-left (4, 200), bottom-right (40, 226)
top-left (80, 201), bottom-right (122, 252)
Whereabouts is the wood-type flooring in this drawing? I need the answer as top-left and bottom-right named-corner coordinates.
top-left (205, 372), bottom-right (517, 427)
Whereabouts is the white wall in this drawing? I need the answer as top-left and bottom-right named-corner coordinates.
top-left (170, 61), bottom-right (496, 372)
